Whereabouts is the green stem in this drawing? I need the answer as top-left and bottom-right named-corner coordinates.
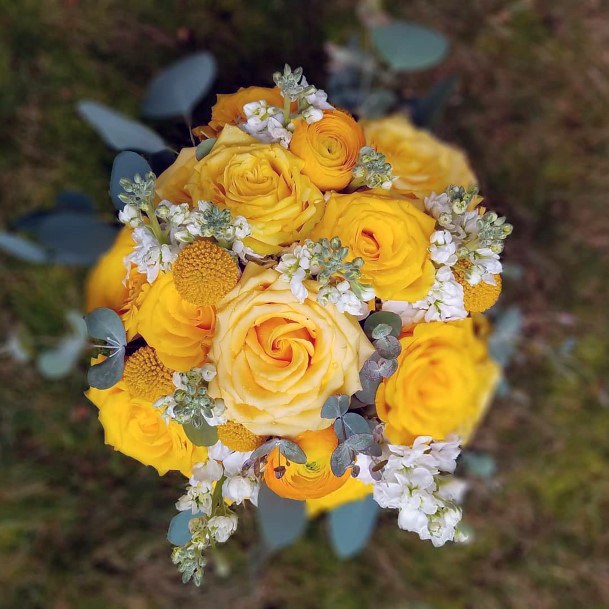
top-left (211, 475), bottom-right (227, 513)
top-left (145, 206), bottom-right (167, 244)
top-left (344, 176), bottom-right (366, 194)
top-left (282, 95), bottom-right (291, 126)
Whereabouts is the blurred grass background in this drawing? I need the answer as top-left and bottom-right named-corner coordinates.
top-left (1, 1), bottom-right (608, 608)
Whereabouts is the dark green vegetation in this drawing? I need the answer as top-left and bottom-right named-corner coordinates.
top-left (1, 1), bottom-right (608, 607)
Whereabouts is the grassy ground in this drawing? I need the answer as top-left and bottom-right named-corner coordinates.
top-left (1, 1), bottom-right (608, 608)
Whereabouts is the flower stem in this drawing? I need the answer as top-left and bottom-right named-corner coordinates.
top-left (282, 95), bottom-right (291, 126)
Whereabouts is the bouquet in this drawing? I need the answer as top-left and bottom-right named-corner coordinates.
top-left (84, 64), bottom-right (511, 586)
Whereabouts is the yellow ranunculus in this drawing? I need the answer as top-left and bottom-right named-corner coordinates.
top-left (86, 378), bottom-right (207, 476)
top-left (361, 115), bottom-right (477, 200)
top-left (376, 319), bottom-right (500, 445)
top-left (264, 428), bottom-right (349, 500)
top-left (155, 147), bottom-right (197, 205)
top-left (306, 476), bottom-right (373, 517)
top-left (311, 190), bottom-right (436, 301)
top-left (208, 263), bottom-right (375, 437)
top-left (131, 272), bottom-right (215, 372)
top-left (186, 125), bottom-right (325, 255)
top-left (85, 227), bottom-right (134, 313)
top-left (289, 109), bottom-right (365, 192)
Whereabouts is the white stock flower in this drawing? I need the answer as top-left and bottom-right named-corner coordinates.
top-left (208, 514), bottom-right (238, 543)
top-left (126, 227), bottom-right (180, 283)
top-left (429, 230), bottom-right (458, 266)
top-left (191, 460), bottom-right (223, 485)
top-left (118, 203), bottom-right (142, 228)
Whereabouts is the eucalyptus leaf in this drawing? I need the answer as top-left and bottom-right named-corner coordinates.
top-left (167, 510), bottom-right (201, 546)
top-left (374, 334), bottom-right (401, 359)
top-left (330, 443), bottom-right (353, 477)
top-left (195, 138), bottom-right (216, 160)
top-left (257, 484), bottom-right (306, 550)
top-left (328, 495), bottom-right (379, 559)
top-left (87, 351), bottom-right (125, 389)
top-left (412, 74), bottom-right (460, 128)
top-left (110, 152), bottom-right (153, 210)
top-left (55, 191), bottom-right (95, 213)
top-left (371, 323), bottom-right (392, 340)
top-left (77, 100), bottom-right (166, 153)
top-left (0, 232), bottom-right (48, 264)
top-left (364, 311), bottom-right (402, 339)
top-left (371, 21), bottom-right (449, 72)
top-left (278, 440), bottom-right (307, 465)
top-left (341, 412), bottom-right (371, 438)
top-left (360, 358), bottom-right (382, 382)
top-left (461, 452), bottom-right (497, 479)
top-left (344, 433), bottom-right (374, 452)
top-left (377, 358), bottom-right (398, 378)
top-left (142, 52), bottom-right (217, 119)
top-left (321, 394), bottom-right (349, 419)
top-left (84, 307), bottom-right (126, 346)
top-left (488, 307), bottom-right (522, 367)
top-left (358, 89), bottom-right (398, 119)
top-left (183, 420), bottom-right (218, 447)
top-left (355, 374), bottom-right (381, 405)
top-left (250, 438), bottom-right (280, 461)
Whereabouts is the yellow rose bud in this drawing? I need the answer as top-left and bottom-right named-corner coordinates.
top-left (376, 319), bottom-right (500, 445)
top-left (289, 109), bottom-right (365, 191)
top-left (361, 115), bottom-right (477, 200)
top-left (187, 125), bottom-right (325, 255)
top-left (264, 428), bottom-right (349, 500)
top-left (131, 272), bottom-right (215, 372)
top-left (86, 375), bottom-right (207, 477)
top-left (311, 190), bottom-right (436, 301)
top-left (208, 263), bottom-right (375, 437)
top-left (306, 476), bottom-right (373, 518)
top-left (155, 147), bottom-right (198, 205)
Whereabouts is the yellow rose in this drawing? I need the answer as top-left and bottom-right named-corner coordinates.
top-left (376, 319), bottom-right (500, 445)
top-left (306, 476), bottom-right (373, 517)
top-left (86, 377), bottom-right (207, 476)
top-left (85, 227), bottom-right (134, 313)
top-left (311, 191), bottom-right (436, 301)
top-left (208, 263), bottom-right (375, 437)
top-left (361, 115), bottom-right (476, 199)
top-left (289, 109), bottom-right (365, 191)
top-left (264, 428), bottom-right (349, 500)
top-left (155, 147), bottom-right (198, 205)
top-left (187, 125), bottom-right (325, 255)
top-left (131, 272), bottom-right (215, 371)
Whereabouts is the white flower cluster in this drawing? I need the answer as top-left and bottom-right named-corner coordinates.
top-left (372, 436), bottom-right (468, 547)
top-left (119, 200), bottom-right (253, 283)
top-left (240, 65), bottom-right (333, 148)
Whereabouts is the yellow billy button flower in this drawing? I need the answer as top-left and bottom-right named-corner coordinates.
top-left (453, 261), bottom-right (502, 313)
top-left (172, 239), bottom-right (240, 306)
top-left (217, 421), bottom-right (266, 452)
top-left (123, 346), bottom-right (175, 402)
top-left (264, 428), bottom-right (350, 500)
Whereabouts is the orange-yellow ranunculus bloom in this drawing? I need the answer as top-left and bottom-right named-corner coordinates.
top-left (131, 272), bottom-right (215, 372)
top-left (376, 318), bottom-right (500, 445)
top-left (311, 190), bottom-right (436, 301)
top-left (264, 428), bottom-right (349, 500)
top-left (361, 115), bottom-right (477, 200)
top-left (85, 227), bottom-right (134, 313)
top-left (186, 125), bottom-right (325, 255)
top-left (155, 147), bottom-right (198, 205)
top-left (289, 109), bottom-right (365, 191)
top-left (208, 264), bottom-right (375, 437)
top-left (86, 376), bottom-right (207, 476)
top-left (306, 476), bottom-right (373, 517)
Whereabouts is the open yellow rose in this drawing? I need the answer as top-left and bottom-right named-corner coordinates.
top-left (306, 476), bottom-right (373, 517)
top-left (311, 190), bottom-right (436, 301)
top-left (86, 377), bottom-right (207, 476)
top-left (131, 272), bottom-right (215, 372)
top-left (376, 318), bottom-right (500, 445)
top-left (361, 115), bottom-right (477, 199)
top-left (264, 428), bottom-right (349, 500)
top-left (208, 264), bottom-right (375, 437)
top-left (155, 147), bottom-right (197, 205)
top-left (289, 109), bottom-right (365, 191)
top-left (187, 125), bottom-right (325, 255)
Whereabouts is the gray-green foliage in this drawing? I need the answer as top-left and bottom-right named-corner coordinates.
top-left (84, 308), bottom-right (126, 389)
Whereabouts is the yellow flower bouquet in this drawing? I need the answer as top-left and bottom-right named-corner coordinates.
top-left (83, 64), bottom-right (511, 585)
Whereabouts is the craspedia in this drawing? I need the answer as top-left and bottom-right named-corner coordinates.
top-left (123, 346), bottom-right (175, 401)
top-left (454, 262), bottom-right (502, 313)
top-left (172, 239), bottom-right (240, 306)
top-left (217, 421), bottom-right (266, 452)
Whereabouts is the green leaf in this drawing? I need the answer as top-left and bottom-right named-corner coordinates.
top-left (344, 433), bottom-right (374, 452)
top-left (257, 484), bottom-right (306, 550)
top-left (87, 351), bottom-right (125, 389)
top-left (377, 358), bottom-right (398, 378)
top-left (371, 21), bottom-right (449, 72)
top-left (373, 335), bottom-right (401, 359)
top-left (84, 308), bottom-right (126, 346)
top-left (77, 100), bottom-right (166, 153)
top-left (167, 511), bottom-right (201, 546)
top-left (0, 232), bottom-right (48, 263)
top-left (371, 323), bottom-right (392, 340)
top-left (195, 138), bottom-right (216, 160)
top-left (328, 495), bottom-right (379, 559)
top-left (364, 311), bottom-right (402, 340)
top-left (355, 374), bottom-right (381, 405)
top-left (321, 394), bottom-right (349, 419)
top-left (278, 440), bottom-right (307, 464)
top-left (337, 412), bottom-right (371, 440)
top-left (110, 152), bottom-right (153, 211)
top-left (251, 438), bottom-right (280, 461)
top-left (142, 52), bottom-right (217, 119)
top-left (330, 443), bottom-right (353, 477)
top-left (183, 420), bottom-right (218, 447)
